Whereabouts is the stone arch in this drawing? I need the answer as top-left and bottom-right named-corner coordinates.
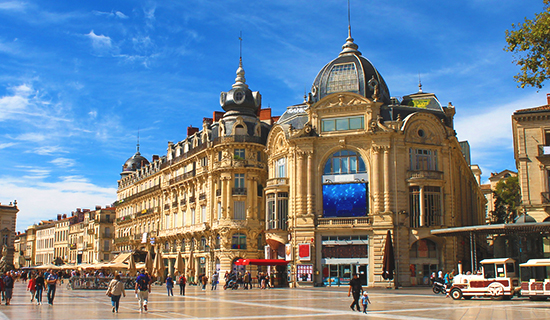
top-left (402, 112), bottom-right (447, 145)
top-left (232, 117), bottom-right (248, 136)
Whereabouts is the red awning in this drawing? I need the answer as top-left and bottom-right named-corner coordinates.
top-left (234, 259), bottom-right (289, 266)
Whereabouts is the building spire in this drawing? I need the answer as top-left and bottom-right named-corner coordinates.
top-left (136, 129), bottom-right (141, 154)
top-left (418, 73), bottom-right (423, 93)
top-left (340, 0), bottom-right (360, 55)
top-left (233, 31), bottom-right (248, 89)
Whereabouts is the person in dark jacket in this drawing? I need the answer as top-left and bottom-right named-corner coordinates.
top-left (35, 272), bottom-right (45, 305)
top-left (4, 271), bottom-right (14, 305)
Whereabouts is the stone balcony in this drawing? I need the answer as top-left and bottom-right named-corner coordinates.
top-left (317, 217), bottom-right (372, 228)
top-left (407, 170), bottom-right (443, 180)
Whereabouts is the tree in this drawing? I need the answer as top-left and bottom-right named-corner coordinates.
top-left (504, 0), bottom-right (550, 89)
top-left (490, 176), bottom-right (521, 224)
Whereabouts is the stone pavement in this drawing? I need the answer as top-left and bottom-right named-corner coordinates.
top-left (0, 282), bottom-right (549, 319)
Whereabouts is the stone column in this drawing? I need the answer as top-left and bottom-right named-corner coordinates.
top-left (246, 176), bottom-right (254, 219)
top-left (307, 152), bottom-right (314, 214)
top-left (383, 146), bottom-right (391, 212)
top-left (296, 153), bottom-right (303, 213)
top-left (226, 177), bottom-right (232, 219)
top-left (372, 147), bottom-right (381, 213)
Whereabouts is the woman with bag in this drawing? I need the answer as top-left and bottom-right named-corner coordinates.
top-left (106, 274), bottom-right (126, 313)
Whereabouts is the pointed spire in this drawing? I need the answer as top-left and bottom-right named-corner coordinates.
top-left (340, 0), bottom-right (361, 55)
top-left (233, 32), bottom-right (248, 89)
top-left (136, 129), bottom-right (141, 155)
top-left (418, 74), bottom-right (423, 93)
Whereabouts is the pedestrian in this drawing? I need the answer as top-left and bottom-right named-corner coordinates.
top-left (0, 272), bottom-right (4, 301)
top-left (361, 291), bottom-right (371, 314)
top-left (46, 270), bottom-right (59, 305)
top-left (27, 274), bottom-right (36, 302)
top-left (4, 271), bottom-right (14, 305)
top-left (246, 271), bottom-right (252, 289)
top-left (35, 272), bottom-right (45, 305)
top-left (165, 274), bottom-right (174, 296)
top-left (243, 271), bottom-right (249, 290)
top-left (347, 273), bottom-right (362, 312)
top-left (201, 274), bottom-right (208, 290)
top-left (135, 270), bottom-right (151, 313)
top-left (178, 273), bottom-right (186, 296)
top-left (106, 274), bottom-right (126, 313)
top-left (211, 272), bottom-right (219, 290)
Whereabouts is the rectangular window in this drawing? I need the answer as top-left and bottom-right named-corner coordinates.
top-left (174, 212), bottom-right (178, 227)
top-left (321, 116), bottom-right (364, 132)
top-left (424, 186), bottom-right (442, 226)
top-left (235, 173), bottom-right (245, 188)
top-left (409, 186), bottom-right (421, 228)
top-left (234, 201), bottom-right (246, 220)
top-left (201, 205), bottom-right (206, 223)
top-left (234, 149), bottom-right (245, 160)
top-left (276, 158), bottom-right (286, 178)
top-left (218, 151), bottom-right (222, 161)
top-left (201, 156), bottom-right (208, 167)
top-left (217, 202), bottom-right (222, 220)
top-left (410, 149), bottom-right (438, 171)
top-left (191, 208), bottom-right (195, 225)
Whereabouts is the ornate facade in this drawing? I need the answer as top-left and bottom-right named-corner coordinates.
top-left (115, 59), bottom-right (275, 280)
top-left (264, 31), bottom-right (485, 287)
top-left (0, 201), bottom-right (18, 270)
top-left (512, 94), bottom-right (550, 222)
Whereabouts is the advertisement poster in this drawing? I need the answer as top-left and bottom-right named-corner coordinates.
top-left (297, 264), bottom-right (313, 281)
top-left (285, 243), bottom-right (292, 261)
top-left (298, 243), bottom-right (311, 261)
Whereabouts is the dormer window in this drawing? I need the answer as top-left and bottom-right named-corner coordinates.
top-left (327, 63), bottom-right (359, 94)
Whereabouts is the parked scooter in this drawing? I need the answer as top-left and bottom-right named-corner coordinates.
top-left (432, 278), bottom-right (446, 294)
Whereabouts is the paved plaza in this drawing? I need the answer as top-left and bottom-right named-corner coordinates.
top-left (0, 282), bottom-right (549, 320)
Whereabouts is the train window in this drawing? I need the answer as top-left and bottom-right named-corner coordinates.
top-left (496, 264), bottom-right (505, 277)
top-left (506, 263), bottom-right (515, 275)
top-left (484, 264), bottom-right (496, 279)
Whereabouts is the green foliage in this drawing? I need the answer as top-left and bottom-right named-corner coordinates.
top-left (491, 176), bottom-right (521, 224)
top-left (504, 0), bottom-right (550, 89)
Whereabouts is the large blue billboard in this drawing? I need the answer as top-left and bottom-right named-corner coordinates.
top-left (322, 183), bottom-right (368, 217)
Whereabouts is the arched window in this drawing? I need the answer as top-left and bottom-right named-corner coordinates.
top-left (323, 150), bottom-right (366, 175)
top-left (232, 233), bottom-right (247, 250)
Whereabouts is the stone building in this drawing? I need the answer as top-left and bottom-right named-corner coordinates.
top-left (264, 30), bottom-right (485, 287)
top-left (512, 94), bottom-right (550, 223)
top-left (0, 201), bottom-right (18, 270)
top-left (115, 59), bottom-right (277, 279)
top-left (480, 170), bottom-right (517, 223)
top-left (34, 221), bottom-right (55, 265)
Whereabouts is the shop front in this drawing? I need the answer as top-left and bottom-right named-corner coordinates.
top-left (321, 235), bottom-right (369, 287)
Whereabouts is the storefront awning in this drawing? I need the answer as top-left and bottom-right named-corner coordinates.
top-left (235, 259), bottom-right (289, 266)
top-left (430, 222), bottom-right (550, 237)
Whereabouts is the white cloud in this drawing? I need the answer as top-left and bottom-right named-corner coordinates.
top-left (50, 157), bottom-right (75, 167)
top-left (0, 1), bottom-right (26, 11)
top-left (85, 30), bottom-right (114, 54)
top-left (32, 145), bottom-right (67, 155)
top-left (0, 175), bottom-right (116, 231)
top-left (115, 11), bottom-right (128, 19)
top-left (0, 142), bottom-right (16, 149)
top-left (88, 110), bottom-right (97, 119)
top-left (92, 10), bottom-right (129, 19)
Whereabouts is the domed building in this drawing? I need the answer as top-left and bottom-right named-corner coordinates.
top-left (264, 28), bottom-right (485, 287)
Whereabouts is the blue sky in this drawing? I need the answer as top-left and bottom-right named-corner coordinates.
top-left (0, 0), bottom-right (548, 231)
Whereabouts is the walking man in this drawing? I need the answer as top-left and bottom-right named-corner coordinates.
top-left (46, 270), bottom-right (58, 305)
top-left (347, 273), bottom-right (362, 312)
top-left (135, 270), bottom-right (151, 313)
top-left (211, 272), bottom-right (219, 290)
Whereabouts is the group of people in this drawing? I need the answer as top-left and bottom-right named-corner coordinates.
top-left (9, 269), bottom-right (59, 306)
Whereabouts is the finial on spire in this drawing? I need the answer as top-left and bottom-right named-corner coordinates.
top-left (233, 32), bottom-right (248, 89)
top-left (340, 0), bottom-right (360, 55)
top-left (418, 73), bottom-right (423, 93)
top-left (137, 129), bottom-right (141, 154)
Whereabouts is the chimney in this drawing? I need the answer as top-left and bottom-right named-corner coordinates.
top-left (57, 214), bottom-right (61, 221)
top-left (547, 93), bottom-right (550, 105)
top-left (76, 208), bottom-right (81, 213)
top-left (152, 155), bottom-right (159, 162)
top-left (95, 205), bottom-right (101, 210)
top-left (187, 126), bottom-right (199, 136)
top-left (213, 111), bottom-right (224, 122)
top-left (62, 214), bottom-right (67, 219)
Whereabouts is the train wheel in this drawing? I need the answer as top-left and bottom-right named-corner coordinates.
top-left (488, 283), bottom-right (505, 300)
top-left (450, 288), bottom-right (463, 300)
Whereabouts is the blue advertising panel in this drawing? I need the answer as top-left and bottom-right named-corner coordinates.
top-left (322, 183), bottom-right (368, 217)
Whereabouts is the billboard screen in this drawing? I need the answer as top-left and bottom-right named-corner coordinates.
top-left (322, 183), bottom-right (368, 217)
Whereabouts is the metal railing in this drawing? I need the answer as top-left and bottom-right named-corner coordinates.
top-left (69, 276), bottom-right (136, 290)
top-left (233, 188), bottom-right (247, 195)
